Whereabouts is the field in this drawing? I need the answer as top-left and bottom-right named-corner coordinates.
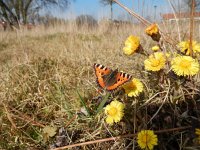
top-left (0, 20), bottom-right (200, 150)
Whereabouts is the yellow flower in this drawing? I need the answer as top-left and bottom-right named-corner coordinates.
top-left (144, 52), bottom-right (166, 71)
top-left (195, 128), bottom-right (200, 136)
top-left (152, 45), bottom-right (160, 51)
top-left (123, 78), bottom-right (143, 97)
top-left (145, 24), bottom-right (160, 41)
top-left (178, 40), bottom-right (200, 55)
top-left (165, 52), bottom-right (171, 58)
top-left (137, 130), bottom-right (158, 150)
top-left (145, 24), bottom-right (159, 36)
top-left (171, 56), bottom-right (199, 76)
top-left (123, 35), bottom-right (140, 55)
top-left (195, 128), bottom-right (200, 144)
top-left (105, 100), bottom-right (125, 125)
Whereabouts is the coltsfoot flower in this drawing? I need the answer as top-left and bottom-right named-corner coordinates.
top-left (123, 78), bottom-right (143, 97)
top-left (195, 128), bottom-right (200, 144)
top-left (144, 52), bottom-right (166, 71)
top-left (123, 35), bottom-right (140, 55)
top-left (165, 52), bottom-right (171, 58)
top-left (178, 40), bottom-right (200, 55)
top-left (152, 45), bottom-right (160, 51)
top-left (195, 128), bottom-right (200, 136)
top-left (137, 130), bottom-right (158, 150)
top-left (145, 24), bottom-right (160, 41)
top-left (171, 56), bottom-right (199, 76)
top-left (105, 100), bottom-right (125, 125)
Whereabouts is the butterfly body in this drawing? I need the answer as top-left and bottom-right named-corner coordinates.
top-left (94, 63), bottom-right (132, 91)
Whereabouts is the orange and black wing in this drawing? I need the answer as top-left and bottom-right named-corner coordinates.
top-left (94, 63), bottom-right (112, 89)
top-left (106, 72), bottom-right (132, 91)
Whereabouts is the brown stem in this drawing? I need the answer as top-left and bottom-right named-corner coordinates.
top-left (64, 115), bottom-right (77, 128)
top-left (189, 0), bottom-right (195, 57)
top-left (112, 0), bottom-right (151, 26)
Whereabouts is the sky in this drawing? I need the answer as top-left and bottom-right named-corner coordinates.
top-left (52, 0), bottom-right (172, 21)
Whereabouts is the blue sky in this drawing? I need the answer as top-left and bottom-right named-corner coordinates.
top-left (53, 0), bottom-right (171, 21)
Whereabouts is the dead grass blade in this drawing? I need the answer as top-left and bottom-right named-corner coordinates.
top-left (148, 79), bottom-right (171, 124)
top-left (166, 0), bottom-right (181, 42)
top-left (9, 106), bottom-right (45, 128)
top-left (3, 103), bottom-right (17, 129)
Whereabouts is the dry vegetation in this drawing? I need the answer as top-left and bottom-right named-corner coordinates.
top-left (0, 19), bottom-right (200, 149)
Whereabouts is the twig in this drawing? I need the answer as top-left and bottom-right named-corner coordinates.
top-left (112, 0), bottom-right (151, 26)
top-left (52, 126), bottom-right (191, 150)
top-left (65, 115), bottom-right (77, 128)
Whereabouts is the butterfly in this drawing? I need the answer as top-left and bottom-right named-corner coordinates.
top-left (94, 63), bottom-right (132, 91)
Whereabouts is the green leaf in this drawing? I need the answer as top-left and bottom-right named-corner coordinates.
top-left (96, 93), bottom-right (110, 114)
top-left (76, 90), bottom-right (91, 116)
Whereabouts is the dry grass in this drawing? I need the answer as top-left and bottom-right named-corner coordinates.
top-left (0, 20), bottom-right (200, 149)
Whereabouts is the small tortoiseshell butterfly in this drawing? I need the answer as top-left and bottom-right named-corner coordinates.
top-left (94, 63), bottom-right (132, 91)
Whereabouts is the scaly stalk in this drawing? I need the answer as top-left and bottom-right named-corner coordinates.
top-left (189, 0), bottom-right (195, 57)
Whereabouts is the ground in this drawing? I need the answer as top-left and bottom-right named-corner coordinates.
top-left (0, 22), bottom-right (200, 149)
